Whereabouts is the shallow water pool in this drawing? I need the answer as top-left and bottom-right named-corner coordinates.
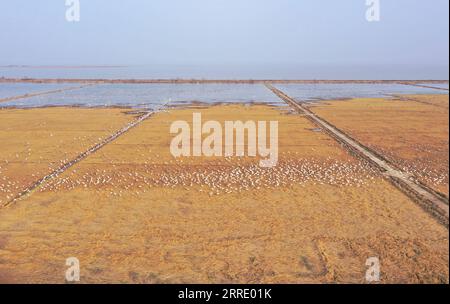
top-left (0, 82), bottom-right (75, 100)
top-left (274, 83), bottom-right (447, 102)
top-left (1, 83), bottom-right (281, 109)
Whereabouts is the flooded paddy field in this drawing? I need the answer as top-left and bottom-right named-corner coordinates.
top-left (0, 83), bottom-right (282, 109)
top-left (1, 81), bottom-right (446, 109)
top-left (0, 82), bottom-right (76, 100)
top-left (416, 83), bottom-right (450, 90)
top-left (274, 83), bottom-right (447, 102)
top-left (0, 100), bottom-right (448, 283)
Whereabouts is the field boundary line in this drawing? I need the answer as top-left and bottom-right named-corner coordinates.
top-left (0, 84), bottom-right (94, 104)
top-left (399, 82), bottom-right (449, 92)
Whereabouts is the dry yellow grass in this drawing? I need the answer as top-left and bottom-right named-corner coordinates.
top-left (0, 107), bottom-right (136, 205)
top-left (310, 94), bottom-right (449, 196)
top-left (0, 104), bottom-right (447, 284)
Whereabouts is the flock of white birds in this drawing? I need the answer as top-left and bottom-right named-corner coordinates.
top-left (35, 157), bottom-right (382, 198)
top-left (1, 139), bottom-right (448, 203)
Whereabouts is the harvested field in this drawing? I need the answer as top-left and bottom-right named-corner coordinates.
top-left (309, 95), bottom-right (449, 197)
top-left (0, 107), bottom-right (137, 205)
top-left (0, 104), bottom-right (447, 283)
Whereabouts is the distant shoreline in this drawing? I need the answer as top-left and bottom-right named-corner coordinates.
top-left (0, 65), bottom-right (127, 69)
top-left (0, 78), bottom-right (448, 85)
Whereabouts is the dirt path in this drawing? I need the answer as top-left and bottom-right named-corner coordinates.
top-left (266, 84), bottom-right (449, 226)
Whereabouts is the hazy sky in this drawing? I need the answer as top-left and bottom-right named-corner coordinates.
top-left (0, 0), bottom-right (448, 67)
